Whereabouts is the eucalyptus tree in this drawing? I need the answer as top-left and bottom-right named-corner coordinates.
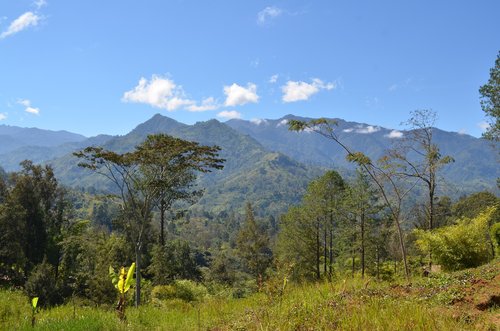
top-left (74, 134), bottom-right (224, 305)
top-left (289, 119), bottom-right (415, 280)
top-left (383, 110), bottom-right (453, 267)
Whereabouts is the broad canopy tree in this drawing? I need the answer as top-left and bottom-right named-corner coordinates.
top-left (74, 133), bottom-right (224, 306)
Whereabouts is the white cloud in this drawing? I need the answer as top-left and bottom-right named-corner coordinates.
top-left (34, 0), bottom-right (47, 9)
top-left (357, 125), bottom-right (380, 134)
top-left (186, 97), bottom-right (219, 112)
top-left (257, 6), bottom-right (282, 25)
top-left (282, 78), bottom-right (335, 103)
top-left (251, 118), bottom-right (268, 125)
top-left (25, 106), bottom-right (40, 115)
top-left (0, 113), bottom-right (7, 121)
top-left (18, 99), bottom-right (40, 115)
top-left (18, 99), bottom-right (31, 107)
top-left (477, 121), bottom-right (490, 132)
top-left (276, 119), bottom-right (288, 127)
top-left (385, 130), bottom-right (404, 138)
top-left (269, 74), bottom-right (279, 84)
top-left (217, 110), bottom-right (241, 120)
top-left (345, 124), bottom-right (381, 134)
top-left (224, 83), bottom-right (259, 106)
top-left (0, 12), bottom-right (40, 39)
top-left (388, 84), bottom-right (398, 92)
top-left (122, 75), bottom-right (197, 111)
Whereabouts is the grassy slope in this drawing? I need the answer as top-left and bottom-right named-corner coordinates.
top-left (1, 260), bottom-right (498, 330)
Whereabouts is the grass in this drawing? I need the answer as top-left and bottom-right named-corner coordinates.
top-left (1, 260), bottom-right (498, 330)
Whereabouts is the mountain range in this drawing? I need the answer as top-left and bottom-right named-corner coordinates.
top-left (0, 114), bottom-right (498, 215)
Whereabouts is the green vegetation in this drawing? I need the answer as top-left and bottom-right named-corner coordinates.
top-left (0, 63), bottom-right (499, 329)
top-left (1, 260), bottom-right (498, 330)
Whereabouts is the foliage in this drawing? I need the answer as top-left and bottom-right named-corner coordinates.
top-left (414, 207), bottom-right (496, 271)
top-left (490, 222), bottom-right (500, 257)
top-left (452, 191), bottom-right (499, 220)
top-left (151, 280), bottom-right (207, 303)
top-left (24, 261), bottom-right (60, 307)
top-left (479, 50), bottom-right (500, 141)
top-left (109, 262), bottom-right (135, 320)
top-left (149, 241), bottom-right (202, 285)
top-left (235, 203), bottom-right (272, 282)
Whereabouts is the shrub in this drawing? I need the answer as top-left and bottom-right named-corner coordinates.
top-left (24, 262), bottom-right (61, 307)
top-left (491, 222), bottom-right (500, 257)
top-left (415, 207), bottom-right (496, 271)
top-left (151, 280), bottom-right (207, 303)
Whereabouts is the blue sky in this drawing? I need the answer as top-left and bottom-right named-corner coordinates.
top-left (0, 1), bottom-right (499, 137)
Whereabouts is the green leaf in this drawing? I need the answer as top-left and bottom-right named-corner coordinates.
top-left (31, 297), bottom-right (38, 310)
top-left (109, 266), bottom-right (118, 286)
top-left (124, 262), bottom-right (136, 293)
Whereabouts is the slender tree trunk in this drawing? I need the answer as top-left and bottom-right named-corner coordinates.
top-left (316, 218), bottom-right (320, 280)
top-left (329, 228), bottom-right (333, 280)
top-left (428, 180), bottom-right (435, 269)
top-left (351, 235), bottom-right (355, 278)
top-left (135, 244), bottom-right (141, 307)
top-left (393, 209), bottom-right (409, 279)
top-left (324, 227), bottom-right (327, 276)
top-left (361, 213), bottom-right (365, 279)
top-left (376, 247), bottom-right (380, 281)
top-left (160, 199), bottom-right (166, 246)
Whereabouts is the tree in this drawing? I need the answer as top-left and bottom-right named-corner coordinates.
top-left (74, 134), bottom-right (224, 306)
top-left (278, 171), bottom-right (347, 280)
top-left (383, 109), bottom-right (453, 267)
top-left (135, 134), bottom-right (223, 246)
top-left (346, 170), bottom-right (382, 278)
top-left (479, 51), bottom-right (500, 141)
top-left (289, 119), bottom-right (414, 280)
top-left (235, 203), bottom-right (272, 283)
top-left (0, 161), bottom-right (67, 281)
top-left (304, 170), bottom-right (346, 280)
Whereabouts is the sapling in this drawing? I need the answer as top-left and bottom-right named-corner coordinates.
top-left (109, 263), bottom-right (136, 320)
top-left (31, 297), bottom-right (38, 327)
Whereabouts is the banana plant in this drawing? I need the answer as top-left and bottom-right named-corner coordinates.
top-left (109, 263), bottom-right (135, 320)
top-left (31, 297), bottom-right (38, 327)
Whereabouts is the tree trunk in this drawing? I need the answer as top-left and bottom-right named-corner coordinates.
top-left (329, 228), bottom-right (333, 280)
top-left (376, 247), bottom-right (380, 281)
top-left (135, 245), bottom-right (141, 307)
top-left (316, 218), bottom-right (320, 280)
top-left (393, 210), bottom-right (409, 279)
top-left (160, 199), bottom-right (166, 246)
top-left (428, 179), bottom-right (435, 269)
top-left (324, 227), bottom-right (327, 276)
top-left (361, 213), bottom-right (365, 279)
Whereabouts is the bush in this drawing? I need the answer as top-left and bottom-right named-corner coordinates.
top-left (24, 262), bottom-right (61, 307)
top-left (491, 222), bottom-right (500, 257)
top-left (151, 280), bottom-right (207, 303)
top-left (415, 207), bottom-right (496, 271)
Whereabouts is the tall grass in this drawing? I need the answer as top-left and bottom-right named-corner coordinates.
top-left (1, 267), bottom-right (497, 330)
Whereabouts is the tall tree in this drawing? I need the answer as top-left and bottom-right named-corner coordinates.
top-left (289, 119), bottom-right (414, 280)
top-left (235, 203), bottom-right (272, 283)
top-left (479, 51), bottom-right (500, 141)
top-left (304, 170), bottom-right (346, 280)
top-left (74, 134), bottom-right (224, 306)
top-left (346, 170), bottom-right (381, 278)
top-left (383, 110), bottom-right (453, 267)
top-left (135, 134), bottom-right (223, 246)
